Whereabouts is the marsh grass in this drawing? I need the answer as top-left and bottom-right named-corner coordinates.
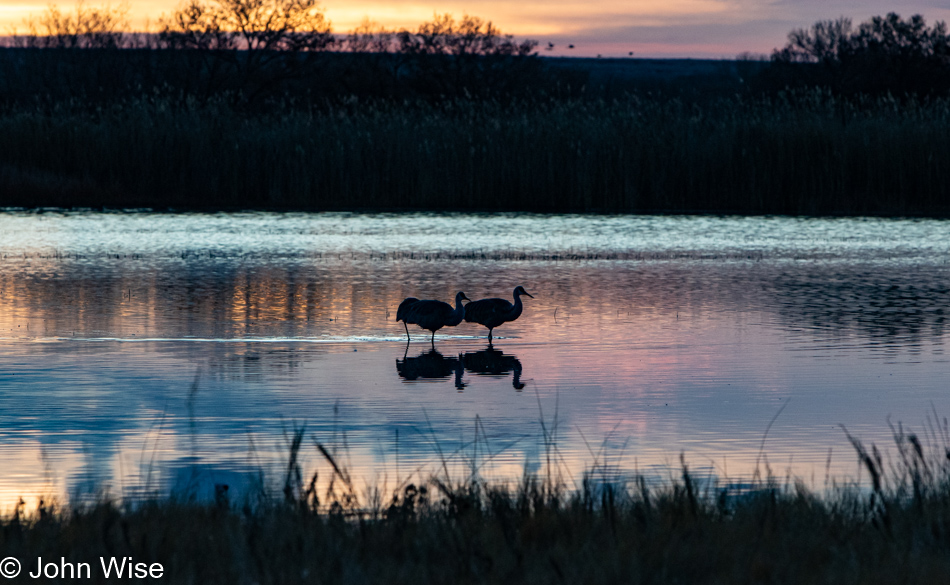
top-left (1, 91), bottom-right (949, 215)
top-left (5, 415), bottom-right (950, 584)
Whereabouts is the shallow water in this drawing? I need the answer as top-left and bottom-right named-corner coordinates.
top-left (0, 211), bottom-right (948, 505)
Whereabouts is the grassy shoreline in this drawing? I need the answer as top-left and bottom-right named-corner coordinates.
top-left (4, 427), bottom-right (950, 584)
top-left (5, 483), bottom-right (949, 584)
top-left (1, 92), bottom-right (949, 216)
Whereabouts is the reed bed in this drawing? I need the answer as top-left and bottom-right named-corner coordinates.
top-left (1, 91), bottom-right (949, 215)
top-left (4, 423), bottom-right (950, 584)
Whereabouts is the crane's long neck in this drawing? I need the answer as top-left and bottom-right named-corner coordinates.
top-left (508, 292), bottom-right (525, 320)
top-left (446, 294), bottom-right (466, 327)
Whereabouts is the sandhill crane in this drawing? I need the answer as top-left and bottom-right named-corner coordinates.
top-left (396, 297), bottom-right (419, 339)
top-left (396, 292), bottom-right (469, 344)
top-left (463, 286), bottom-right (533, 342)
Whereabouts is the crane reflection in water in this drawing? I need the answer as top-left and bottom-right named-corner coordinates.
top-left (396, 345), bottom-right (525, 390)
top-left (460, 345), bottom-right (525, 390)
top-left (395, 347), bottom-right (466, 389)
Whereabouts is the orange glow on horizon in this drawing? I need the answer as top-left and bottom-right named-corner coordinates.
top-left (325, 0), bottom-right (732, 35)
top-left (1, 0), bottom-right (732, 32)
top-left (1, 0), bottom-right (949, 57)
top-left (0, 0), bottom-right (774, 57)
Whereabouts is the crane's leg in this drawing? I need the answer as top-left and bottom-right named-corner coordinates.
top-left (404, 321), bottom-right (411, 341)
top-left (488, 328), bottom-right (493, 343)
top-left (430, 330), bottom-right (436, 347)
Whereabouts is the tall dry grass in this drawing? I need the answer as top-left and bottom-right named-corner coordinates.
top-left (3, 421), bottom-right (950, 583)
top-left (1, 91), bottom-right (949, 215)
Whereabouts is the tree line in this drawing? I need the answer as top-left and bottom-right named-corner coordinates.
top-left (765, 13), bottom-right (950, 96)
top-left (1, 0), bottom-right (543, 103)
top-left (2, 2), bottom-right (950, 102)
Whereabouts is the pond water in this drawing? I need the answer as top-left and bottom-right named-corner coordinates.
top-left (0, 211), bottom-right (948, 506)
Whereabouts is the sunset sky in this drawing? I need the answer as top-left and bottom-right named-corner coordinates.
top-left (1, 0), bottom-right (950, 57)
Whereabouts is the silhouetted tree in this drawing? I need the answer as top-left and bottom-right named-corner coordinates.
top-left (773, 17), bottom-right (853, 65)
top-left (332, 19), bottom-right (406, 97)
top-left (158, 0), bottom-right (335, 100)
top-left (394, 13), bottom-right (540, 97)
top-left (12, 0), bottom-right (131, 48)
top-left (343, 18), bottom-right (396, 54)
top-left (159, 0), bottom-right (333, 51)
top-left (0, 2), bottom-right (157, 102)
top-left (771, 13), bottom-right (950, 95)
top-left (1, 2), bottom-right (545, 102)
top-left (330, 13), bottom-right (542, 98)
top-left (396, 14), bottom-right (536, 57)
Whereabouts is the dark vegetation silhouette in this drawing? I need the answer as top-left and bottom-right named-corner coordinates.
top-left (766, 13), bottom-right (950, 96)
top-left (1, 1), bottom-right (548, 104)
top-left (1, 92), bottom-right (949, 214)
top-left (155, 0), bottom-right (335, 103)
top-left (5, 417), bottom-right (950, 583)
top-left (1, 5), bottom-right (950, 214)
top-left (14, 0), bottom-right (132, 49)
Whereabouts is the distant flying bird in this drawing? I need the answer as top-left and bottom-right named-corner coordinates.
top-left (396, 292), bottom-right (469, 344)
top-left (464, 286), bottom-right (534, 342)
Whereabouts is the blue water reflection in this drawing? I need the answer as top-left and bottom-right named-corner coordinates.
top-left (0, 211), bottom-right (948, 503)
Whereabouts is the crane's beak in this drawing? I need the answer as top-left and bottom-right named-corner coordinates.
top-left (524, 290), bottom-right (535, 298)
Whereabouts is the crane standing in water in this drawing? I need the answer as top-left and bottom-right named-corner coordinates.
top-left (464, 286), bottom-right (534, 342)
top-left (396, 297), bottom-right (419, 339)
top-left (396, 292), bottom-right (469, 344)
